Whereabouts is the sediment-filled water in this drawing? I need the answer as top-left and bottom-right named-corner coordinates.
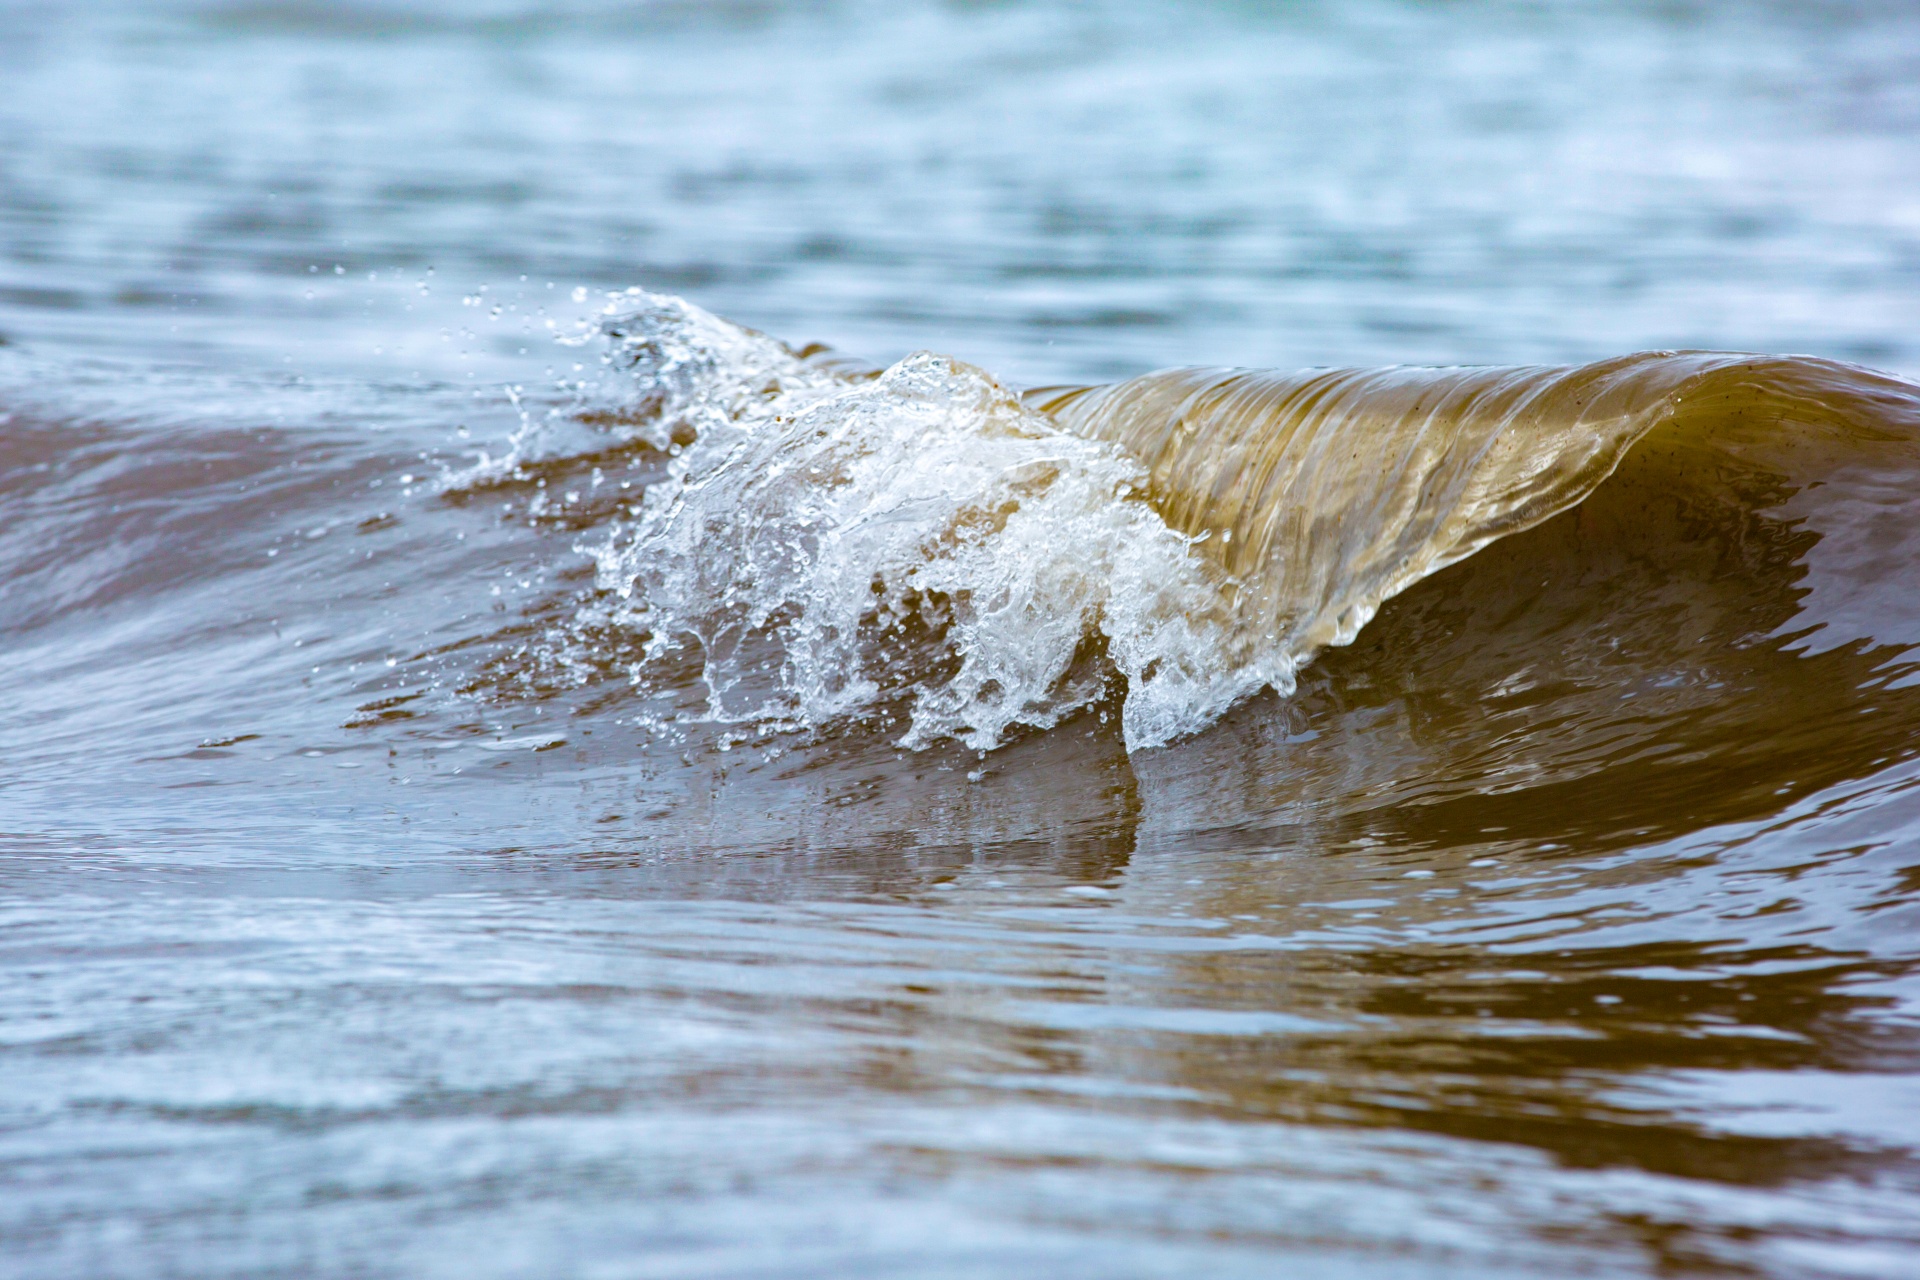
top-left (5, 3), bottom-right (1920, 1277)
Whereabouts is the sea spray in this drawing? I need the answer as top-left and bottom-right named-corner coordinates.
top-left (587, 293), bottom-right (1284, 750)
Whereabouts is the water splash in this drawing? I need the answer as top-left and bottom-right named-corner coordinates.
top-left (590, 295), bottom-right (1269, 750)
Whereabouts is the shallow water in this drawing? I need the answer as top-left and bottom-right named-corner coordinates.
top-left (5, 2), bottom-right (1920, 1277)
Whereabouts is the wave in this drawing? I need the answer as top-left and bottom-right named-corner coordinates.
top-left (564, 291), bottom-right (1920, 753)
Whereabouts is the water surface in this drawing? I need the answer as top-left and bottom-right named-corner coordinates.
top-left (4, 3), bottom-right (1920, 1277)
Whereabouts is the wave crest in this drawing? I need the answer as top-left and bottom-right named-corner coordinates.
top-left (591, 294), bottom-right (1275, 750)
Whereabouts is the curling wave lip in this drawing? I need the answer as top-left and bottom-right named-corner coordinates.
top-left (1029, 352), bottom-right (1920, 659)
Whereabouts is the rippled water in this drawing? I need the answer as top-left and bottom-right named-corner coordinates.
top-left (5, 3), bottom-right (1920, 1277)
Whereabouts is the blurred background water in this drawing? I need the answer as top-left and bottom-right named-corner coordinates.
top-left (4, 2), bottom-right (1920, 1277)
top-left (4, 0), bottom-right (1919, 387)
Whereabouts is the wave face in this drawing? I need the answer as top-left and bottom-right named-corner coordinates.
top-left (1033, 352), bottom-right (1920, 652)
top-left (581, 294), bottom-right (1920, 753)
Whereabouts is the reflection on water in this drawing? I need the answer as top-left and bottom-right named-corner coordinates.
top-left (4, 1), bottom-right (1920, 1277)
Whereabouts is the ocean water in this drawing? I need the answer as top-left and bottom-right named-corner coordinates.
top-left (4, 2), bottom-right (1920, 1277)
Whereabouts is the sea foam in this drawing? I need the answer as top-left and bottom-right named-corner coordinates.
top-left (588, 291), bottom-right (1284, 751)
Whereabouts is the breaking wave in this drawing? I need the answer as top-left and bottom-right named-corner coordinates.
top-left (558, 291), bottom-right (1920, 752)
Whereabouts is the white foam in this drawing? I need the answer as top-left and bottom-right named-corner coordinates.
top-left (589, 292), bottom-right (1293, 751)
